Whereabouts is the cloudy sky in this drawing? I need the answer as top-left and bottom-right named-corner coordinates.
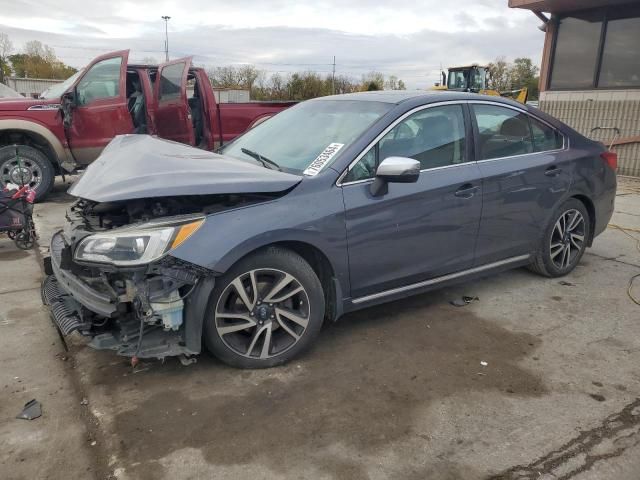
top-left (0, 0), bottom-right (544, 88)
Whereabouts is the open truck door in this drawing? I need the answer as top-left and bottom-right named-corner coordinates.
top-left (62, 50), bottom-right (131, 165)
top-left (152, 57), bottom-right (195, 146)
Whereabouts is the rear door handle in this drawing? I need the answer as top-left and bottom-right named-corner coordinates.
top-left (544, 166), bottom-right (563, 177)
top-left (454, 184), bottom-right (479, 198)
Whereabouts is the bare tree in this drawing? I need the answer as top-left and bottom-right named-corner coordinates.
top-left (0, 32), bottom-right (13, 83)
top-left (487, 56), bottom-right (512, 92)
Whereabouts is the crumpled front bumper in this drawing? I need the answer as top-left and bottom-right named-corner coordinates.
top-left (42, 231), bottom-right (117, 335)
top-left (41, 230), bottom-right (216, 359)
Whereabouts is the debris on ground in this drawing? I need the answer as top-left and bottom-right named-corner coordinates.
top-left (450, 296), bottom-right (479, 307)
top-left (559, 281), bottom-right (575, 286)
top-left (16, 399), bottom-right (42, 420)
top-left (480, 361), bottom-right (488, 367)
top-left (80, 398), bottom-right (89, 406)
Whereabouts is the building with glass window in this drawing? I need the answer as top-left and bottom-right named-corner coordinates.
top-left (510, 0), bottom-right (640, 176)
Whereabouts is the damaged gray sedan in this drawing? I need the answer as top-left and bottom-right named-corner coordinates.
top-left (42, 92), bottom-right (616, 368)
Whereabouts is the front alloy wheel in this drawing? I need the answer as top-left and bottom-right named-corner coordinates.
top-left (215, 269), bottom-right (310, 360)
top-left (205, 247), bottom-right (325, 368)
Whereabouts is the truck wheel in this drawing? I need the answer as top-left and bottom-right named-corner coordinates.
top-left (204, 246), bottom-right (325, 369)
top-left (528, 198), bottom-right (591, 277)
top-left (0, 145), bottom-right (55, 202)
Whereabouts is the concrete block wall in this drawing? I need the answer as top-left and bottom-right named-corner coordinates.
top-left (540, 90), bottom-right (640, 177)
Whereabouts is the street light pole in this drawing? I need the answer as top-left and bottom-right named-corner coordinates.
top-left (161, 16), bottom-right (171, 62)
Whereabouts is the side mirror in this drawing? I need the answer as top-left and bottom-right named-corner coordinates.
top-left (370, 156), bottom-right (420, 197)
top-left (60, 90), bottom-right (76, 129)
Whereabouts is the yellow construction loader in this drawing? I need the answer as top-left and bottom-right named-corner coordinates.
top-left (433, 64), bottom-right (528, 104)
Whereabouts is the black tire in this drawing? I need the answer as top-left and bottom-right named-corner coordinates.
top-left (0, 145), bottom-right (55, 202)
top-left (529, 198), bottom-right (591, 277)
top-left (204, 246), bottom-right (325, 368)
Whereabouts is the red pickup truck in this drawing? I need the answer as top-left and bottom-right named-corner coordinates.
top-left (0, 50), bottom-right (295, 200)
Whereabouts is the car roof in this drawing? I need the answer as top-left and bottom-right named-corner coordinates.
top-left (315, 90), bottom-right (522, 107)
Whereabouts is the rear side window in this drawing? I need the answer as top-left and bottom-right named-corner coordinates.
top-left (530, 117), bottom-right (563, 152)
top-left (159, 62), bottom-right (185, 100)
top-left (473, 104), bottom-right (533, 160)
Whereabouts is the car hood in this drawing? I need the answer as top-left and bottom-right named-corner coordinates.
top-left (68, 135), bottom-right (303, 203)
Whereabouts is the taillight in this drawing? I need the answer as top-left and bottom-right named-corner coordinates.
top-left (600, 151), bottom-right (617, 170)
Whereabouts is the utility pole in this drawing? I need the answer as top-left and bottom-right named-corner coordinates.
top-left (332, 56), bottom-right (336, 95)
top-left (162, 16), bottom-right (171, 62)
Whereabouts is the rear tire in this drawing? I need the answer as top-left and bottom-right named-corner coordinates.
top-left (0, 145), bottom-right (55, 202)
top-left (204, 247), bottom-right (325, 368)
top-left (529, 198), bottom-right (590, 277)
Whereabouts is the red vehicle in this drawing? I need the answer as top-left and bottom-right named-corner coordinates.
top-left (0, 50), bottom-right (295, 200)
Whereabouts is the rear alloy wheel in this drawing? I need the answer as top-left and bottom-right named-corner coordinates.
top-left (205, 247), bottom-right (325, 368)
top-left (0, 145), bottom-right (55, 202)
top-left (529, 198), bottom-right (591, 277)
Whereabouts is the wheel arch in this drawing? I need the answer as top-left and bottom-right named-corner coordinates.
top-left (571, 193), bottom-right (596, 246)
top-left (0, 120), bottom-right (71, 174)
top-left (214, 239), bottom-right (344, 323)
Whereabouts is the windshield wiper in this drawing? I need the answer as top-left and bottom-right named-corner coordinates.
top-left (241, 148), bottom-right (281, 171)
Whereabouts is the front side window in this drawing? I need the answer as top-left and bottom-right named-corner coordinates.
top-left (473, 104), bottom-right (533, 160)
top-left (344, 104), bottom-right (467, 183)
top-left (76, 57), bottom-right (122, 106)
top-left (599, 16), bottom-right (640, 88)
top-left (550, 15), bottom-right (602, 89)
top-left (159, 62), bottom-right (185, 100)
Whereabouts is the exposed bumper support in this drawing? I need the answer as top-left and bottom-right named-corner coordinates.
top-left (41, 275), bottom-right (90, 335)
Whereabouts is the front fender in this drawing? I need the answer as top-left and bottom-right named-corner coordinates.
top-left (169, 187), bottom-right (350, 302)
top-left (0, 118), bottom-right (76, 171)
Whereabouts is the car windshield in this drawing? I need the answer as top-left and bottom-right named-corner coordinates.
top-left (220, 99), bottom-right (392, 174)
top-left (39, 69), bottom-right (84, 99)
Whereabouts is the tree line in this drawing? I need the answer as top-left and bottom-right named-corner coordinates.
top-left (206, 65), bottom-right (406, 101)
top-left (487, 56), bottom-right (540, 99)
top-left (0, 33), bottom-right (77, 82)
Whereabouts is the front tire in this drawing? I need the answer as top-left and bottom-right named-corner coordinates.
top-left (204, 247), bottom-right (325, 368)
top-left (529, 198), bottom-right (590, 277)
top-left (0, 145), bottom-right (55, 202)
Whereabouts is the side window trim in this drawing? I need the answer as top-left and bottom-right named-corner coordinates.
top-left (338, 100), bottom-right (471, 186)
top-left (467, 101), bottom-right (567, 163)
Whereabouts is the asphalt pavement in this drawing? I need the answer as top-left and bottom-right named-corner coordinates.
top-left (1, 176), bottom-right (639, 480)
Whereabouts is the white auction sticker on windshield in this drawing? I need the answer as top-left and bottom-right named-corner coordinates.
top-left (303, 143), bottom-right (344, 176)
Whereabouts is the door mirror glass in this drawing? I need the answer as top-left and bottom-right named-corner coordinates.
top-left (370, 157), bottom-right (420, 196)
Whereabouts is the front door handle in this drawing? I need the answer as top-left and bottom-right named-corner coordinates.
top-left (544, 166), bottom-right (563, 177)
top-left (454, 184), bottom-right (479, 198)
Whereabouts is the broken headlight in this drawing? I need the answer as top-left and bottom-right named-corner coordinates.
top-left (74, 218), bottom-right (204, 266)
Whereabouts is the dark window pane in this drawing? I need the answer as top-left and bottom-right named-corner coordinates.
top-left (530, 117), bottom-right (563, 152)
top-left (473, 104), bottom-right (533, 160)
top-left (599, 17), bottom-right (640, 88)
top-left (160, 63), bottom-right (185, 99)
top-left (378, 105), bottom-right (467, 170)
top-left (550, 16), bottom-right (602, 89)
